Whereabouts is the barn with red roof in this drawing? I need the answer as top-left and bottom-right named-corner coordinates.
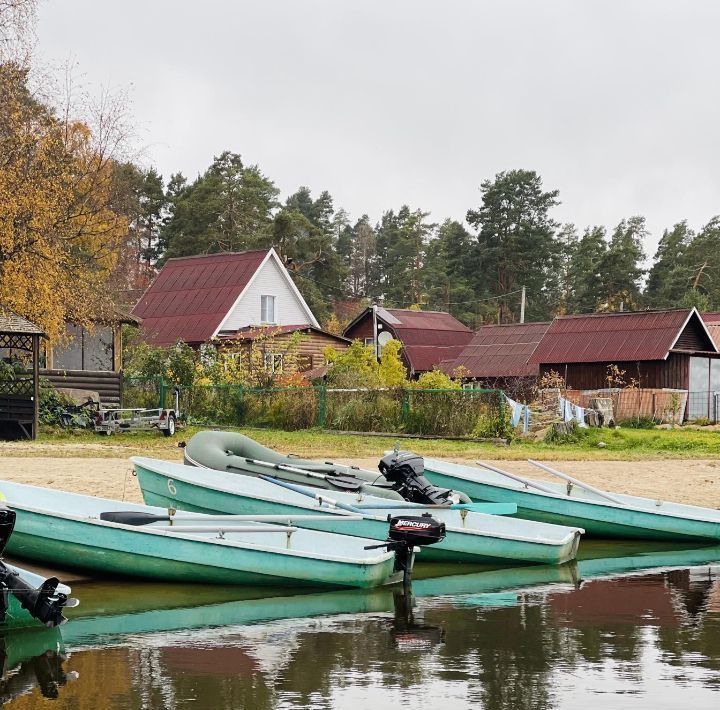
top-left (528, 309), bottom-right (720, 417)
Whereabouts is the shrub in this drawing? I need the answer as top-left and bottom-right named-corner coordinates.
top-left (543, 421), bottom-right (589, 444)
top-left (326, 391), bottom-right (402, 432)
top-left (617, 416), bottom-right (657, 429)
top-left (410, 369), bottom-right (460, 390)
top-left (39, 383), bottom-right (76, 425)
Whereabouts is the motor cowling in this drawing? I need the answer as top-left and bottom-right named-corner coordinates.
top-left (388, 514), bottom-right (446, 547)
top-left (379, 451), bottom-right (468, 505)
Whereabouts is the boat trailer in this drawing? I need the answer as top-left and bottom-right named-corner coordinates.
top-left (93, 387), bottom-right (182, 437)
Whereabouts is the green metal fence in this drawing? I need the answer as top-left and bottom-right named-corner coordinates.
top-left (122, 377), bottom-right (506, 437)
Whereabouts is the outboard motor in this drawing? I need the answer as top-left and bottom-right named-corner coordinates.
top-left (0, 509), bottom-right (75, 628)
top-left (379, 451), bottom-right (467, 505)
top-left (366, 513), bottom-right (446, 587)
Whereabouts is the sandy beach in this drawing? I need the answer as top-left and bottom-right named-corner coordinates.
top-left (1, 452), bottom-right (719, 508)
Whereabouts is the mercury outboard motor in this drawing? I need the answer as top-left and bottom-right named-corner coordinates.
top-left (379, 451), bottom-right (468, 505)
top-left (0, 509), bottom-right (75, 628)
top-left (366, 513), bottom-right (446, 587)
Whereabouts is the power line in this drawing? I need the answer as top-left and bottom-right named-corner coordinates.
top-left (291, 271), bottom-right (525, 308)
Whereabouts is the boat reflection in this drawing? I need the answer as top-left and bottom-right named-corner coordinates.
top-left (0, 627), bottom-right (76, 704)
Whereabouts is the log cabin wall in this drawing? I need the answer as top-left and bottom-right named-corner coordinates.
top-left (226, 329), bottom-right (349, 373)
top-left (40, 369), bottom-right (123, 407)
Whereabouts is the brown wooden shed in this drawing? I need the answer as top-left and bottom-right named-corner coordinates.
top-left (527, 309), bottom-right (720, 418)
top-left (0, 310), bottom-right (45, 440)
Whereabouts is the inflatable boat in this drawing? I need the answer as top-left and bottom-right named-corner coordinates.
top-left (184, 431), bottom-right (470, 504)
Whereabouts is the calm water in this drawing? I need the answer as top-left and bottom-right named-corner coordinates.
top-left (5, 542), bottom-right (720, 709)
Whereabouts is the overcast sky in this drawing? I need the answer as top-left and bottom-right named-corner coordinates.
top-left (37, 1), bottom-right (720, 256)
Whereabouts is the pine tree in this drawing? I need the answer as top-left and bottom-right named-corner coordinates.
top-left (423, 219), bottom-right (478, 324)
top-left (159, 151), bottom-right (279, 260)
top-left (466, 170), bottom-right (560, 322)
top-left (644, 222), bottom-right (694, 308)
top-left (566, 226), bottom-right (607, 313)
top-left (597, 217), bottom-right (647, 310)
top-left (374, 207), bottom-right (434, 306)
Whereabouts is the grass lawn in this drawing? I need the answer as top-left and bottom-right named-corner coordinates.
top-left (10, 423), bottom-right (720, 461)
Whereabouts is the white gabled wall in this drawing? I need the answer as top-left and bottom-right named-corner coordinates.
top-left (220, 253), bottom-right (317, 331)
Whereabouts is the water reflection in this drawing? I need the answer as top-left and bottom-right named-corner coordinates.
top-left (0, 627), bottom-right (74, 704)
top-left (6, 544), bottom-right (720, 709)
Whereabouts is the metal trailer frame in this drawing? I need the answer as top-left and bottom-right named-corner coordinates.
top-left (94, 388), bottom-right (182, 437)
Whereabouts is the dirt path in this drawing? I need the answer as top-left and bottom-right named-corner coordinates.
top-left (1, 455), bottom-right (719, 508)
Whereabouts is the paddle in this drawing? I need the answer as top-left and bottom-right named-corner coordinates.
top-left (474, 461), bottom-right (560, 495)
top-left (526, 460), bottom-right (625, 506)
top-left (99, 511), bottom-right (364, 526)
top-left (258, 475), bottom-right (367, 514)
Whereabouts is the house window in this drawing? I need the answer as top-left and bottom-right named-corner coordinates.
top-left (261, 295), bottom-right (276, 324)
top-left (364, 337), bottom-right (375, 347)
top-left (264, 353), bottom-right (283, 373)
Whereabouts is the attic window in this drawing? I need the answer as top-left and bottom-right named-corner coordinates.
top-left (261, 295), bottom-right (276, 324)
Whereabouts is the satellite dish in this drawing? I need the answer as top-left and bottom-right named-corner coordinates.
top-left (377, 331), bottom-right (393, 347)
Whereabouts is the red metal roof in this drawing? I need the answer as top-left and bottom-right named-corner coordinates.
top-left (402, 344), bottom-right (470, 373)
top-left (702, 312), bottom-right (720, 324)
top-left (377, 309), bottom-right (473, 373)
top-left (528, 309), bottom-right (714, 364)
top-left (442, 322), bottom-right (550, 377)
top-left (132, 250), bottom-right (270, 345)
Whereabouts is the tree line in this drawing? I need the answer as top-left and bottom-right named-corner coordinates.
top-left (111, 153), bottom-right (720, 330)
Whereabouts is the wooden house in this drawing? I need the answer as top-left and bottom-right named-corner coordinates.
top-left (343, 307), bottom-right (473, 377)
top-left (132, 249), bottom-right (348, 375)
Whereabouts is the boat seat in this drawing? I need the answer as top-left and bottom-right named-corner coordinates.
top-left (100, 511), bottom-right (163, 526)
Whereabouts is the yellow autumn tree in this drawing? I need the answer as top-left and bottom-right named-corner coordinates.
top-left (0, 62), bottom-right (128, 340)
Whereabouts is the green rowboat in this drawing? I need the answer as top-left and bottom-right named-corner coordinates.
top-left (132, 457), bottom-right (583, 565)
top-left (0, 481), bottom-right (401, 589)
top-left (422, 458), bottom-right (720, 542)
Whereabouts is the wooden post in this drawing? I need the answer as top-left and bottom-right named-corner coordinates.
top-left (32, 334), bottom-right (39, 440)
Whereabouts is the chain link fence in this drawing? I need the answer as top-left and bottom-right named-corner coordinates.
top-left (122, 377), bottom-right (507, 437)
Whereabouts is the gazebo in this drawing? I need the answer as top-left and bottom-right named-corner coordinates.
top-left (0, 310), bottom-right (45, 440)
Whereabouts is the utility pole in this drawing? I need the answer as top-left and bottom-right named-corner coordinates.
top-left (520, 286), bottom-right (526, 324)
top-left (372, 304), bottom-right (379, 361)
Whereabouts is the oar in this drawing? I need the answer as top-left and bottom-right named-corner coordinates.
top-left (99, 511), bottom-right (363, 526)
top-left (526, 460), bottom-right (626, 506)
top-left (474, 461), bottom-right (560, 495)
top-left (258, 475), bottom-right (367, 514)
top-left (349, 503), bottom-right (518, 515)
top-left (151, 525), bottom-right (299, 534)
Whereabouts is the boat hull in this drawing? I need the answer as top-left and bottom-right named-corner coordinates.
top-left (2, 500), bottom-right (398, 591)
top-left (134, 458), bottom-right (581, 566)
top-left (423, 462), bottom-right (720, 542)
